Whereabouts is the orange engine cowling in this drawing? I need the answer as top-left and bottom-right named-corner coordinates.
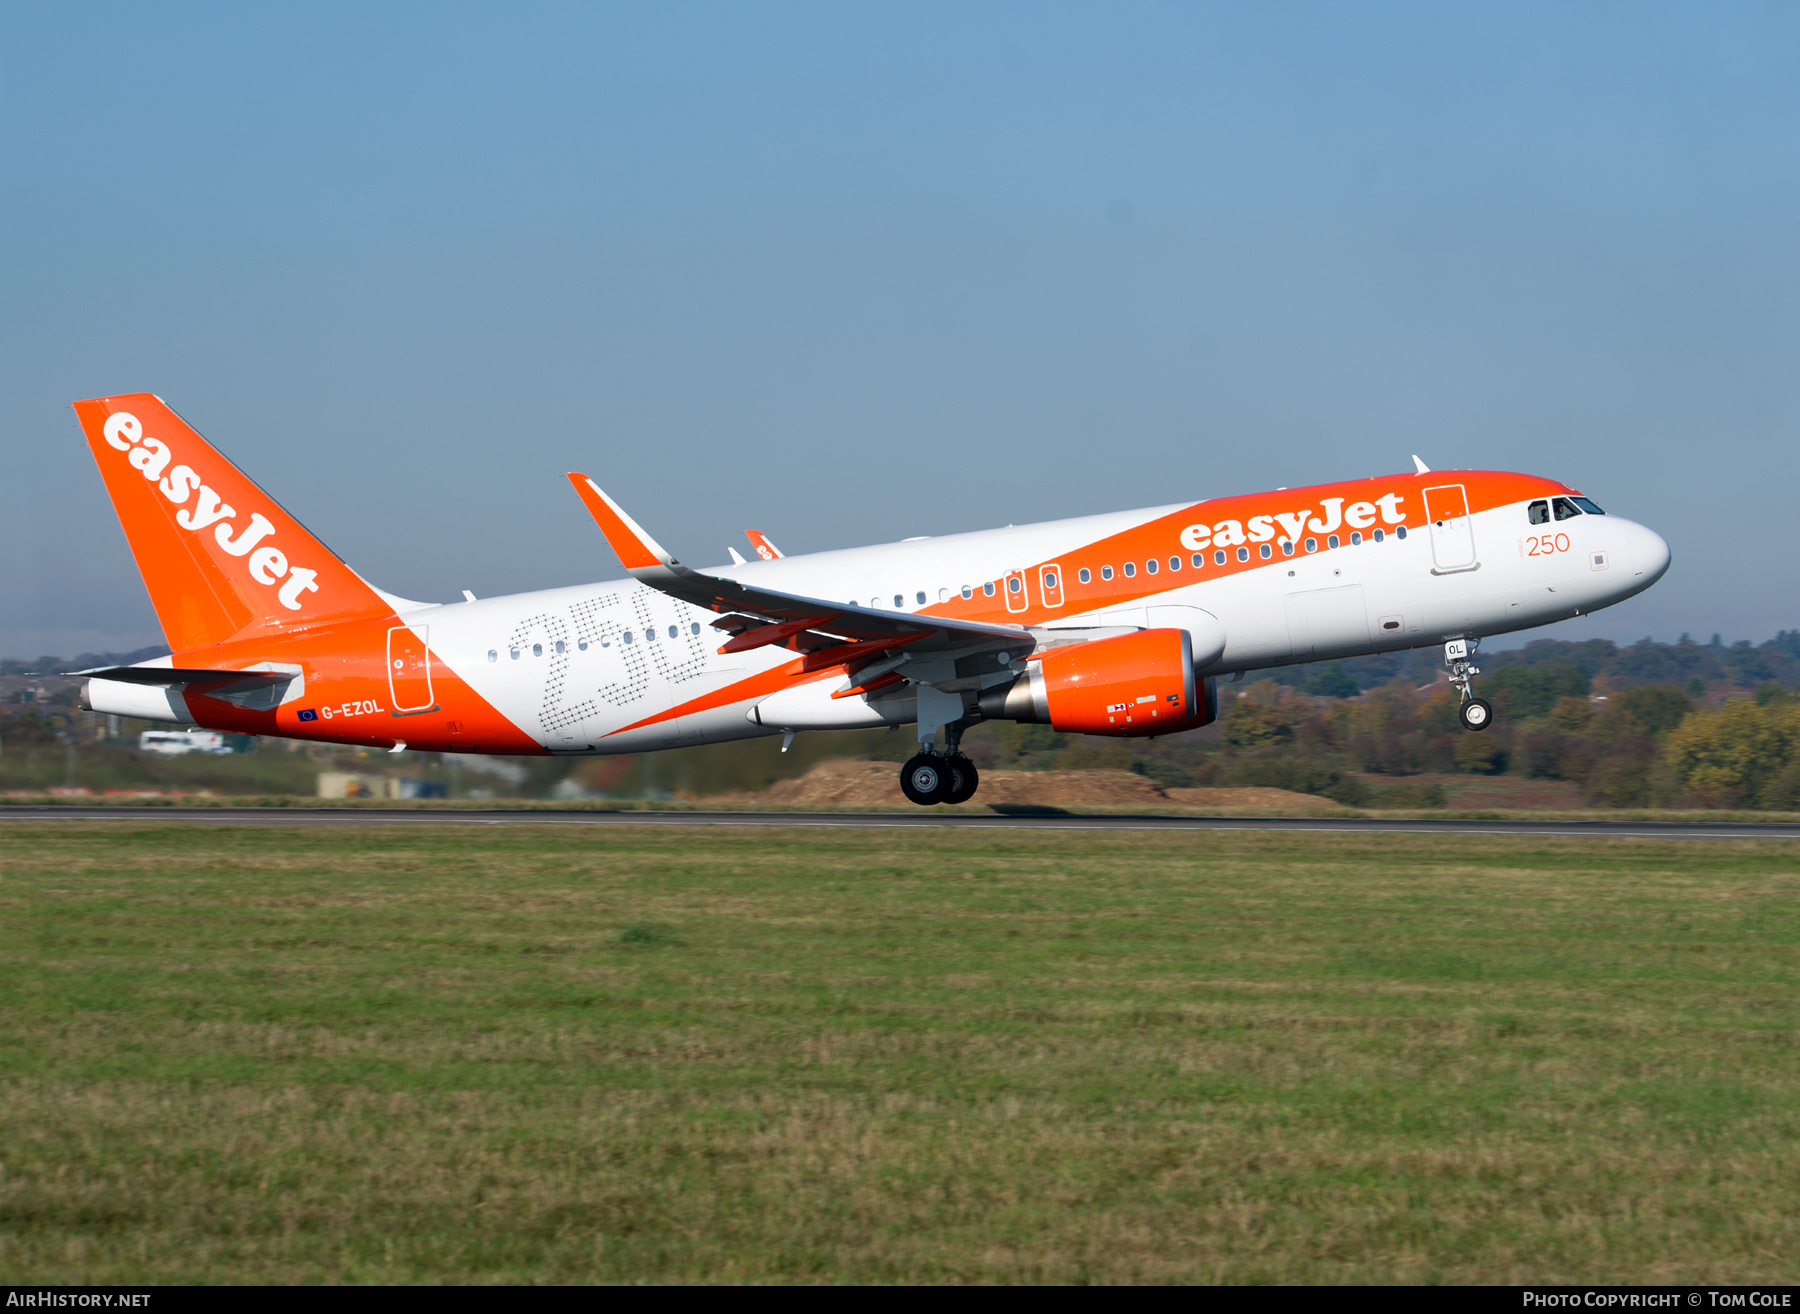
top-left (976, 628), bottom-right (1218, 737)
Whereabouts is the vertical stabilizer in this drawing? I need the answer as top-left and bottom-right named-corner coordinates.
top-left (72, 393), bottom-right (392, 652)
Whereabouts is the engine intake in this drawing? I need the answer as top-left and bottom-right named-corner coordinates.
top-left (978, 628), bottom-right (1217, 737)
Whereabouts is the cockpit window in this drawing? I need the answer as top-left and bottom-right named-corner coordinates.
top-left (1552, 497), bottom-right (1581, 521)
top-left (1570, 496), bottom-right (1605, 515)
top-left (1528, 500), bottom-right (1550, 525)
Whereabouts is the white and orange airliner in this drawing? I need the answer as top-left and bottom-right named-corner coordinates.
top-left (73, 394), bottom-right (1670, 804)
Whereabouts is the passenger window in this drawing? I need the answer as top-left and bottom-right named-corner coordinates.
top-left (961, 585), bottom-right (974, 599)
top-left (1553, 497), bottom-right (1581, 521)
top-left (690, 623), bottom-right (701, 635)
top-left (871, 597), bottom-right (881, 608)
top-left (1528, 500), bottom-right (1550, 525)
top-left (1350, 532), bottom-right (1362, 546)
top-left (623, 631), bottom-right (633, 644)
top-left (1259, 544), bottom-right (1272, 558)
top-left (1236, 547), bottom-right (1249, 562)
top-left (532, 643), bottom-right (542, 657)
top-left (1304, 537), bottom-right (1316, 552)
top-left (647, 626), bottom-right (658, 640)
top-left (893, 594), bottom-right (904, 607)
top-left (1007, 577), bottom-right (1022, 594)
top-left (487, 649), bottom-right (497, 663)
top-left (1144, 559), bottom-right (1157, 575)
top-left (1043, 571), bottom-right (1058, 589)
top-left (1101, 565), bottom-right (1114, 580)
top-left (554, 640), bottom-right (565, 654)
top-left (1396, 525), bottom-right (1407, 540)
top-left (1078, 568), bottom-right (1091, 584)
top-left (1281, 541), bottom-right (1294, 556)
top-left (983, 581), bottom-right (996, 597)
top-left (1372, 529), bottom-right (1384, 543)
top-left (938, 588), bottom-right (948, 602)
top-left (916, 591), bottom-right (926, 606)
top-left (1169, 556), bottom-right (1181, 571)
top-left (1192, 553), bottom-right (1205, 568)
top-left (668, 625), bottom-right (678, 639)
top-left (1571, 496), bottom-right (1606, 515)
top-left (1123, 562), bottom-right (1136, 578)
top-left (1328, 535), bottom-right (1340, 549)
top-left (1214, 550), bottom-right (1225, 565)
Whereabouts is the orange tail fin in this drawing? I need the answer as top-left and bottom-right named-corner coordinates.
top-left (72, 393), bottom-right (391, 652)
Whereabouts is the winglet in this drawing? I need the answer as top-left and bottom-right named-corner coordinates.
top-left (1411, 455), bottom-right (1431, 475)
top-left (565, 473), bottom-right (679, 573)
top-left (744, 529), bottom-right (784, 561)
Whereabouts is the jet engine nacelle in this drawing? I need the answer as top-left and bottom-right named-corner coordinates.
top-left (977, 628), bottom-right (1218, 737)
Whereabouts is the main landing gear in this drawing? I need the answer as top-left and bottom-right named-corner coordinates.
top-left (900, 720), bottom-right (980, 805)
top-left (1446, 638), bottom-right (1493, 732)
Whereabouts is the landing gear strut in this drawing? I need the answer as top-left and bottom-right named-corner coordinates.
top-left (899, 718), bottom-right (981, 806)
top-left (1446, 638), bottom-right (1493, 732)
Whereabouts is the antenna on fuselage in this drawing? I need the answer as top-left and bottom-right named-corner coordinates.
top-left (1411, 455), bottom-right (1432, 474)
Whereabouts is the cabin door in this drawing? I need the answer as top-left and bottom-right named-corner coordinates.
top-left (1423, 484), bottom-right (1479, 573)
top-left (387, 626), bottom-right (434, 712)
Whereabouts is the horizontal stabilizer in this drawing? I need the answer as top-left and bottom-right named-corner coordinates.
top-left (75, 665), bottom-right (288, 687)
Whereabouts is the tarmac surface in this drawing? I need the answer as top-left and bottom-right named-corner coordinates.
top-left (5, 806), bottom-right (1800, 840)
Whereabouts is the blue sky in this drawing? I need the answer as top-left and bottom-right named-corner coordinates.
top-left (4, 2), bottom-right (1796, 658)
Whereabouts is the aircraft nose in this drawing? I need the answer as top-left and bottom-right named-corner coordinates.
top-left (1626, 520), bottom-right (1671, 584)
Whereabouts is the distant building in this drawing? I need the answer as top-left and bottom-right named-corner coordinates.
top-left (317, 772), bottom-right (445, 799)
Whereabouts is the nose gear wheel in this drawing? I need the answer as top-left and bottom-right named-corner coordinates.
top-left (1445, 639), bottom-right (1493, 732)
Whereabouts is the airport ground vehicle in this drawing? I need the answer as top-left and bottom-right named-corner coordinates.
top-left (74, 393), bottom-right (1669, 804)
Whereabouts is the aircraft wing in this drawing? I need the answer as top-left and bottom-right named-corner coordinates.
top-left (566, 473), bottom-right (1028, 654)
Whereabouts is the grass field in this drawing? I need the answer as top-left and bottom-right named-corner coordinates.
top-left (1, 823), bottom-right (1797, 1284)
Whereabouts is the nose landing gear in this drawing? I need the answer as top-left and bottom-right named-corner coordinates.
top-left (1446, 638), bottom-right (1494, 732)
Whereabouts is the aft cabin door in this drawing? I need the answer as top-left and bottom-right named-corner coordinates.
top-left (1423, 484), bottom-right (1478, 573)
top-left (387, 626), bottom-right (434, 712)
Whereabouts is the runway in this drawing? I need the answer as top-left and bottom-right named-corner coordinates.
top-left (5, 806), bottom-right (1799, 840)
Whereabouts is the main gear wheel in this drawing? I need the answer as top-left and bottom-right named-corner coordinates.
top-left (942, 754), bottom-right (980, 804)
top-left (899, 753), bottom-right (952, 805)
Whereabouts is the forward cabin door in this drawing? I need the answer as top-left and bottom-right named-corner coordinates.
top-left (387, 625), bottom-right (434, 712)
top-left (1423, 484), bottom-right (1479, 573)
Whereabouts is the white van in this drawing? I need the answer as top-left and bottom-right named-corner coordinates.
top-left (138, 730), bottom-right (231, 756)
